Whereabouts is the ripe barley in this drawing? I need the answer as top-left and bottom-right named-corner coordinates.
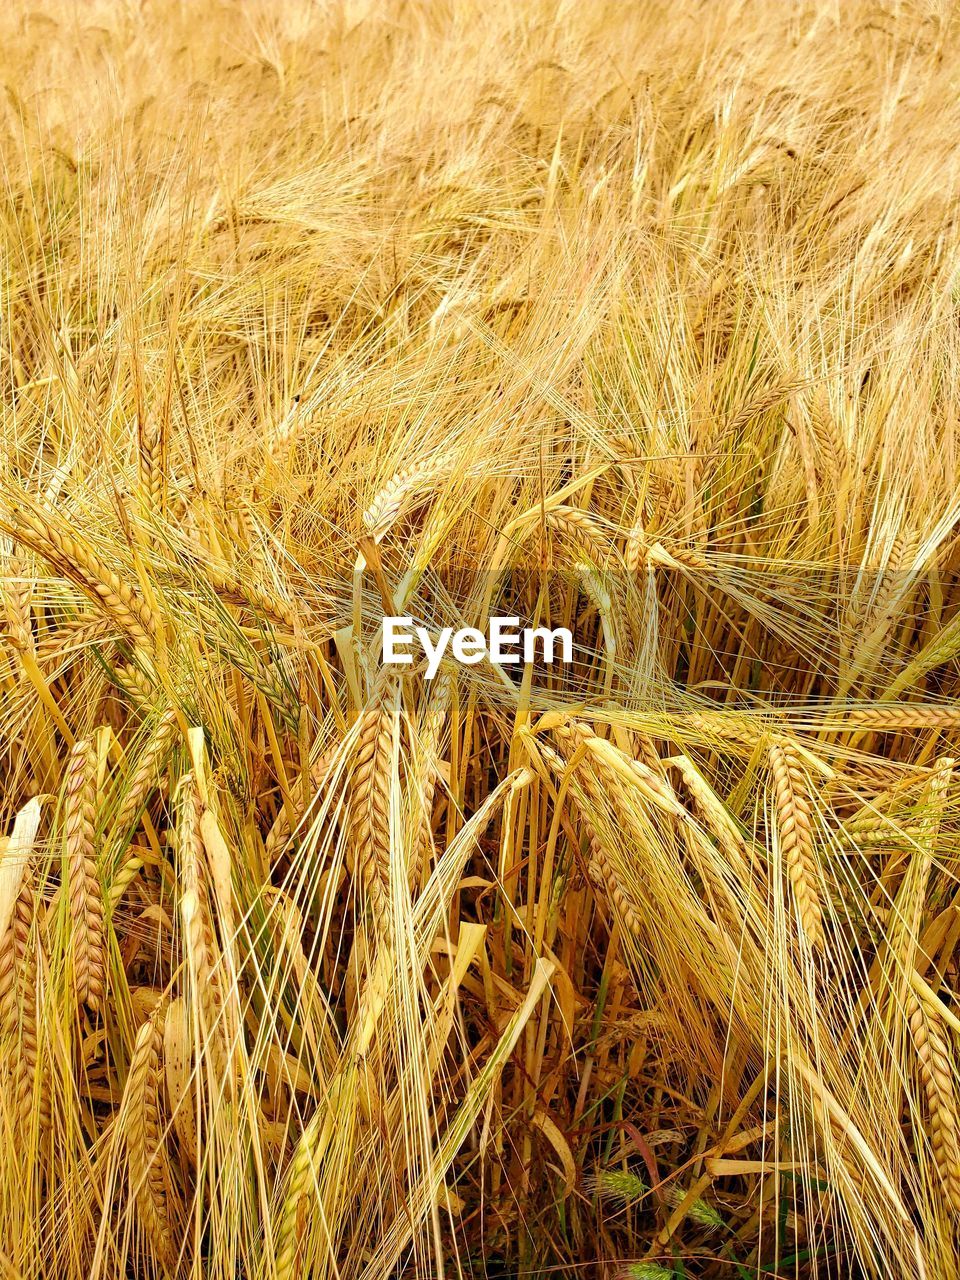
top-left (12, 507), bottom-right (159, 652)
top-left (867, 534), bottom-right (916, 636)
top-left (410, 671), bottom-right (451, 891)
top-left (586, 832), bottom-right (643, 936)
top-left (215, 631), bottom-right (300, 731)
top-left (685, 711), bottom-right (765, 750)
top-left (65, 738), bottom-right (105, 1013)
top-left (4, 6), bottom-right (960, 1276)
top-left (362, 459), bottom-right (450, 542)
top-left (275, 1107), bottom-right (323, 1280)
top-left (138, 412), bottom-right (165, 517)
top-left (553, 721), bottom-right (685, 820)
top-left (544, 506), bottom-right (609, 563)
top-left (648, 540), bottom-right (714, 576)
top-left (809, 385), bottom-right (845, 479)
top-left (669, 754), bottom-right (750, 871)
top-left (124, 1000), bottom-right (182, 1277)
top-left (177, 776), bottom-right (226, 1070)
top-left (197, 561), bottom-right (298, 631)
top-left (907, 988), bottom-right (960, 1215)
top-left (844, 705), bottom-right (960, 731)
top-left (624, 522), bottom-right (647, 575)
top-left (264, 397), bottom-right (304, 465)
top-left (1, 553), bottom-right (33, 653)
top-left (274, 1070), bottom-right (356, 1280)
top-left (769, 741), bottom-right (823, 949)
top-left (538, 730), bottom-right (646, 934)
top-left (629, 729), bottom-right (664, 779)
top-left (264, 742), bottom-right (337, 861)
top-left (885, 608), bottom-right (960, 701)
top-left (0, 876), bottom-right (46, 1131)
top-left (113, 661), bottom-right (158, 708)
top-left (110, 708), bottom-right (178, 844)
top-left (347, 680), bottom-right (398, 945)
top-left (35, 615), bottom-right (116, 664)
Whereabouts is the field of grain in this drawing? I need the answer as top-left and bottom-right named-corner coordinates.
top-left (2, 2), bottom-right (960, 1277)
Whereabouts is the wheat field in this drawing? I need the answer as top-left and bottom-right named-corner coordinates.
top-left (1, 1), bottom-right (960, 1276)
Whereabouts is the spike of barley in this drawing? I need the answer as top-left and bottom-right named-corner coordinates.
top-left (347, 681), bottom-right (397, 944)
top-left (907, 988), bottom-right (960, 1215)
top-left (13, 507), bottom-right (158, 651)
top-left (769, 742), bottom-right (823, 949)
top-left (65, 738), bottom-right (105, 1012)
top-left (124, 1001), bottom-right (181, 1277)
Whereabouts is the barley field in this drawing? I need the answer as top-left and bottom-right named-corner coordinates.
top-left (2, 1), bottom-right (960, 1277)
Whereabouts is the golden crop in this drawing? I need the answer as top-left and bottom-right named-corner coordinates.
top-left (1, 2), bottom-right (959, 1276)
